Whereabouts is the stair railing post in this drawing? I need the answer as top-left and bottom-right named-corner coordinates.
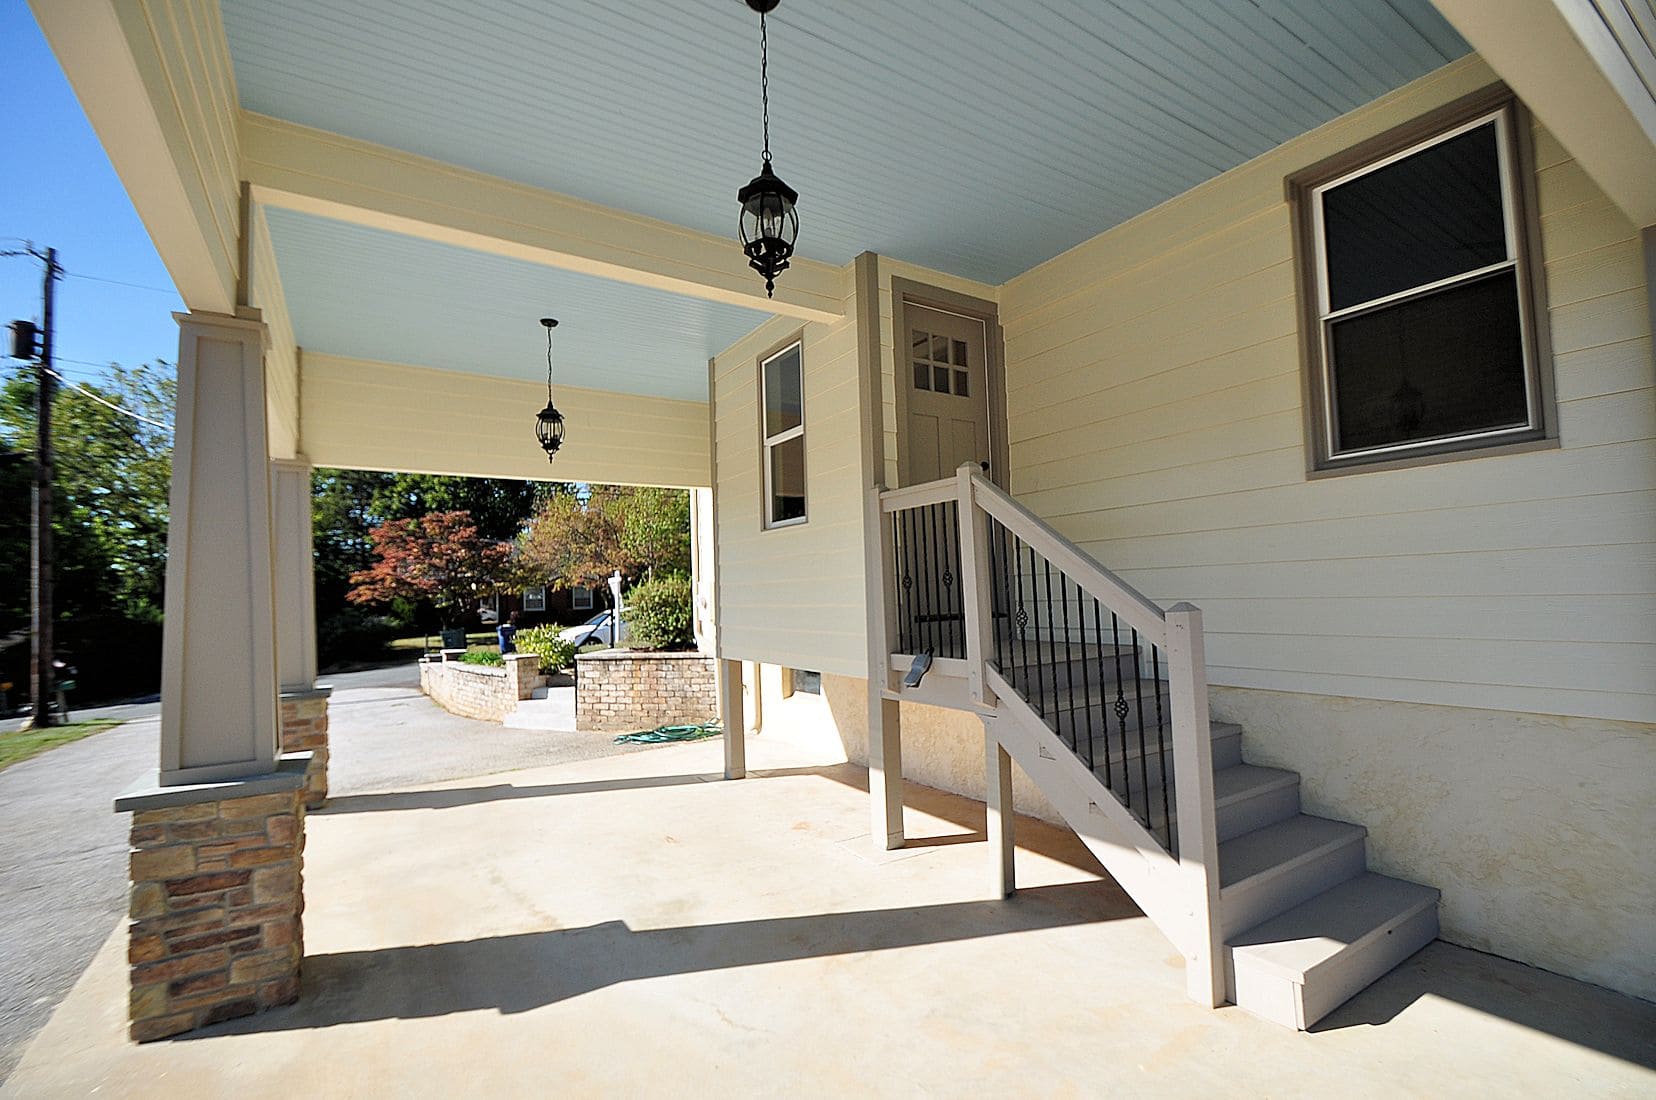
top-left (1166, 602), bottom-right (1224, 1007)
top-left (865, 483), bottom-right (905, 849)
top-left (956, 464), bottom-right (997, 709)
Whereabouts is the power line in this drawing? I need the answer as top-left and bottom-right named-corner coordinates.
top-left (42, 366), bottom-right (172, 431)
top-left (63, 271), bottom-right (179, 296)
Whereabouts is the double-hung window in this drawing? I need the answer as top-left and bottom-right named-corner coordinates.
top-left (1291, 92), bottom-right (1551, 471)
top-left (571, 586), bottom-right (593, 611)
top-left (761, 340), bottom-right (806, 527)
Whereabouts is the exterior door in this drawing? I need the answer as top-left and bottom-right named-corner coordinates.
top-left (904, 305), bottom-right (992, 483)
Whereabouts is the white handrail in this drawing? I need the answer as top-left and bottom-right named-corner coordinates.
top-left (965, 472), bottom-right (1168, 646)
top-left (878, 477), bottom-right (959, 512)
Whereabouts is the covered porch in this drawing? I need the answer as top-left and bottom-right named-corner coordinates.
top-left (7, 731), bottom-right (1653, 1097)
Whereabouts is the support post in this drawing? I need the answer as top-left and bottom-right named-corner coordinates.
top-left (158, 311), bottom-right (280, 784)
top-left (1167, 603), bottom-right (1224, 1007)
top-left (865, 485), bottom-right (904, 849)
top-left (719, 657), bottom-right (746, 780)
top-left (271, 458), bottom-right (317, 693)
top-left (956, 464), bottom-right (997, 708)
top-left (985, 727), bottom-right (1015, 897)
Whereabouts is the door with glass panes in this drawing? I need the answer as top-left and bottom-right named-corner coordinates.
top-left (904, 305), bottom-right (991, 484)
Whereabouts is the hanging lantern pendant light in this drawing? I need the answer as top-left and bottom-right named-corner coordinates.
top-left (738, 0), bottom-right (799, 298)
top-left (535, 317), bottom-right (565, 462)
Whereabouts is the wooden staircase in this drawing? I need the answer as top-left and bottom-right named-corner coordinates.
top-left (875, 468), bottom-right (1439, 1029)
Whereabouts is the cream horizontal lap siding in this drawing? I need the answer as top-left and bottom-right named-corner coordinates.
top-left (711, 287), bottom-right (867, 677)
top-left (998, 55), bottom-right (1655, 725)
top-left (300, 352), bottom-right (709, 487)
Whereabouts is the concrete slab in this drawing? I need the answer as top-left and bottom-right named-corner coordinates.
top-left (6, 735), bottom-right (1653, 1098)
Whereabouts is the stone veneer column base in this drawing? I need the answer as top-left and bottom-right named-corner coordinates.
top-left (279, 686), bottom-right (331, 808)
top-left (114, 755), bottom-right (310, 1042)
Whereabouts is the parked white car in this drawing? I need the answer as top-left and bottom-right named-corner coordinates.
top-left (558, 609), bottom-right (615, 648)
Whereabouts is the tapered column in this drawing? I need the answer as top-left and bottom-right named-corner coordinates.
top-left (158, 311), bottom-right (280, 784)
top-left (271, 458), bottom-right (317, 692)
top-left (719, 658), bottom-right (746, 780)
top-left (985, 729), bottom-right (1015, 897)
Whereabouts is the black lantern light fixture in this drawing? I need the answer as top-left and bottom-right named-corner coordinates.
top-left (737, 0), bottom-right (798, 298)
top-left (534, 317), bottom-right (565, 462)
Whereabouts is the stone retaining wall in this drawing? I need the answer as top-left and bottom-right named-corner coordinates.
top-left (117, 760), bottom-right (309, 1042)
top-left (420, 653), bottom-right (544, 722)
top-left (575, 649), bottom-right (717, 733)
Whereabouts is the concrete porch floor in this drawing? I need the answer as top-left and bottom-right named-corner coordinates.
top-left (5, 734), bottom-right (1652, 1098)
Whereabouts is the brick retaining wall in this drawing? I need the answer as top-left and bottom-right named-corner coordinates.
top-left (575, 649), bottom-right (717, 733)
top-left (420, 653), bottom-right (544, 722)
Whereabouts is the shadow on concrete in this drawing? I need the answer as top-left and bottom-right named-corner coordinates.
top-left (1315, 940), bottom-right (1656, 1068)
top-left (183, 881), bottom-right (1133, 1037)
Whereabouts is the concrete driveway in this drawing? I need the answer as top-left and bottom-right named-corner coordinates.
top-left (0, 660), bottom-right (655, 1084)
top-left (5, 734), bottom-right (1652, 1098)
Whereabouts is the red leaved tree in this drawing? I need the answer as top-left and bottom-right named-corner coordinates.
top-left (346, 510), bottom-right (512, 628)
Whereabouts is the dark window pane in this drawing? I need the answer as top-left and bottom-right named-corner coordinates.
top-left (1329, 270), bottom-right (1528, 454)
top-left (932, 335), bottom-right (949, 362)
top-left (763, 346), bottom-right (803, 438)
top-left (912, 330), bottom-right (929, 361)
top-left (1323, 122), bottom-right (1507, 312)
top-left (953, 339), bottom-right (969, 366)
top-left (913, 362), bottom-right (930, 390)
top-left (934, 365), bottom-right (951, 392)
top-left (769, 435), bottom-right (806, 523)
top-left (954, 369), bottom-right (970, 397)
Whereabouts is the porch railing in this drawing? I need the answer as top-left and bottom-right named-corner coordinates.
top-left (875, 465), bottom-right (1217, 863)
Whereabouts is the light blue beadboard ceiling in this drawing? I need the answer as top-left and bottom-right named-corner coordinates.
top-left (262, 208), bottom-right (772, 401)
top-left (223, 0), bottom-right (1467, 284)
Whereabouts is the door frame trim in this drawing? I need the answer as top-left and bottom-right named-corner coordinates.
top-left (890, 277), bottom-right (1008, 490)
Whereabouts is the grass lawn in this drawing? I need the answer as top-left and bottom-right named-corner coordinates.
top-left (0, 718), bottom-right (122, 772)
top-left (388, 632), bottom-right (495, 652)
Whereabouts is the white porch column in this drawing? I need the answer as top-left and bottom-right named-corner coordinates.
top-left (157, 310), bottom-right (281, 784)
top-left (985, 729), bottom-right (1015, 898)
top-left (272, 457), bottom-right (317, 693)
top-left (719, 658), bottom-right (746, 780)
top-left (688, 488), bottom-right (717, 655)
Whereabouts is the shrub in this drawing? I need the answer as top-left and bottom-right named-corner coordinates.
top-left (459, 648), bottom-right (505, 667)
top-left (514, 624), bottom-right (576, 674)
top-left (624, 572), bottom-right (694, 650)
top-left (318, 607), bottom-right (402, 667)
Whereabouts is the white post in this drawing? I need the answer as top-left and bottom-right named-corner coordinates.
top-left (719, 657), bottom-right (746, 780)
top-left (985, 728), bottom-right (1015, 897)
top-left (688, 487), bottom-right (717, 655)
top-left (1167, 603), bottom-right (1224, 1007)
top-left (158, 311), bottom-right (280, 784)
top-left (865, 485), bottom-right (904, 850)
top-left (272, 457), bottom-right (317, 693)
top-left (607, 570), bottom-right (624, 646)
top-left (956, 464), bottom-right (997, 708)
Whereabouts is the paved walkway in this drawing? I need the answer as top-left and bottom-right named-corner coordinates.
top-left (0, 661), bottom-right (651, 1084)
top-left (4, 734), bottom-right (1652, 1098)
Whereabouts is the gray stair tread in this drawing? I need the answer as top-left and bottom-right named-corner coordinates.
top-left (1219, 815), bottom-right (1366, 889)
top-left (1213, 764), bottom-right (1298, 805)
top-left (1227, 872), bottom-right (1441, 980)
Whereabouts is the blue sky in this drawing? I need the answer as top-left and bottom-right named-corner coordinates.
top-left (0, 1), bottom-right (185, 385)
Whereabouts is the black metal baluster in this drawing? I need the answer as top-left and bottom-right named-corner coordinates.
top-left (924, 504), bottom-right (940, 656)
top-left (901, 509), bottom-right (916, 653)
top-left (1057, 570), bottom-right (1075, 752)
top-left (1041, 559), bottom-right (1058, 735)
top-left (1110, 613), bottom-right (1135, 824)
top-left (1076, 580), bottom-right (1096, 773)
top-left (1027, 544), bottom-right (1044, 718)
top-left (1014, 536), bottom-right (1030, 698)
top-left (1093, 599), bottom-right (1114, 794)
top-left (947, 500), bottom-right (962, 657)
top-left (1131, 628), bottom-right (1150, 834)
top-left (1152, 645), bottom-right (1171, 855)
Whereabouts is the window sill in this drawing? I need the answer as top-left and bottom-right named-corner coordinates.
top-left (1306, 433), bottom-right (1559, 479)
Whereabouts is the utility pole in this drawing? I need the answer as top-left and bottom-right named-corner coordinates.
top-left (33, 247), bottom-right (59, 728)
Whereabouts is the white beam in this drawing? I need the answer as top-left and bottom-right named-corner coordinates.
top-left (240, 112), bottom-right (847, 323)
top-left (300, 352), bottom-right (711, 488)
top-left (1433, 0), bottom-right (1656, 226)
top-left (30, 0), bottom-right (241, 312)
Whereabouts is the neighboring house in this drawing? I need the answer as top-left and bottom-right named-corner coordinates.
top-left (483, 584), bottom-right (599, 627)
top-left (36, 0), bottom-right (1652, 1040)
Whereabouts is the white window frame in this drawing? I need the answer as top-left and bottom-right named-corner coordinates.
top-left (571, 585), bottom-right (593, 611)
top-left (522, 586), bottom-right (546, 612)
top-left (1293, 92), bottom-right (1553, 473)
top-left (760, 339), bottom-right (807, 529)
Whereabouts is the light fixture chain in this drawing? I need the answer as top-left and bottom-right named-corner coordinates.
top-left (546, 323), bottom-right (555, 401)
top-left (760, 11), bottom-right (771, 162)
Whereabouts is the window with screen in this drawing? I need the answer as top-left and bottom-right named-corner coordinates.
top-left (522, 587), bottom-right (546, 612)
top-left (571, 586), bottom-right (593, 610)
top-left (1292, 94), bottom-right (1550, 471)
top-left (761, 341), bottom-right (806, 527)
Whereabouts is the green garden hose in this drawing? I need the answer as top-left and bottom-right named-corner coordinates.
top-left (613, 721), bottom-right (723, 744)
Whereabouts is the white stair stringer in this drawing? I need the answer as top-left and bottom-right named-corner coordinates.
top-left (983, 666), bottom-right (1203, 962)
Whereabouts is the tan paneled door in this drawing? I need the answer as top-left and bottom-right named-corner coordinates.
top-left (904, 305), bottom-right (991, 483)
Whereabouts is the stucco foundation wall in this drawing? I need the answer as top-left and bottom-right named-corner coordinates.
top-left (1210, 686), bottom-right (1656, 1002)
top-left (762, 672), bottom-right (1064, 827)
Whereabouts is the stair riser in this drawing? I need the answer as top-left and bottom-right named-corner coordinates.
top-left (1071, 727), bottom-right (1240, 783)
top-left (1216, 780), bottom-right (1301, 843)
top-left (1221, 837), bottom-right (1366, 940)
top-left (1228, 900), bottom-right (1439, 1029)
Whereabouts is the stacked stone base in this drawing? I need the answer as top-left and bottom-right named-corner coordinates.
top-left (119, 768), bottom-right (307, 1042)
top-left (279, 687), bottom-right (330, 807)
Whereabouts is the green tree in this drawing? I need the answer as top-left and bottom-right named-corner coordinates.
top-left (514, 485), bottom-right (691, 596)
